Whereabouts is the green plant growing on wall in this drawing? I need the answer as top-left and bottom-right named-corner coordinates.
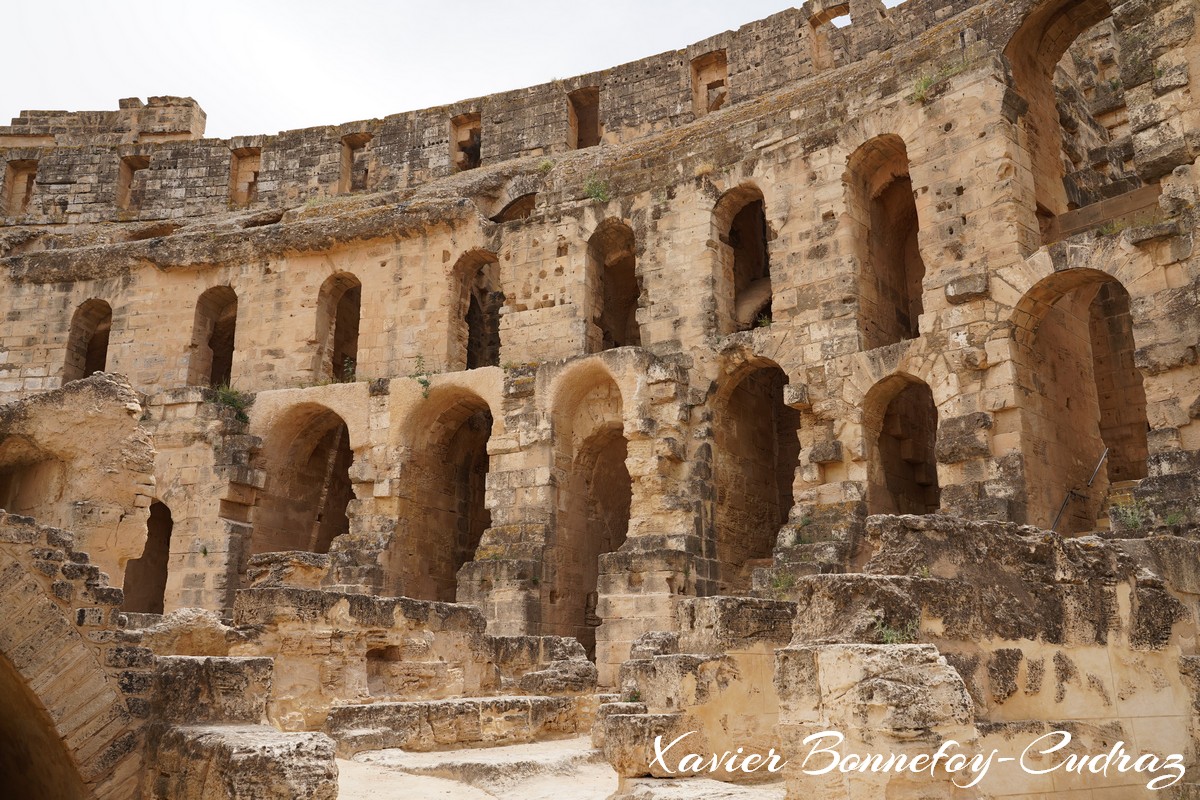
top-left (538, 159), bottom-right (555, 175)
top-left (409, 355), bottom-right (433, 399)
top-left (584, 175), bottom-right (611, 203)
top-left (874, 618), bottom-right (919, 645)
top-left (770, 571), bottom-right (796, 598)
top-left (211, 384), bottom-right (252, 423)
top-left (911, 60), bottom-right (969, 104)
top-left (1111, 499), bottom-right (1147, 530)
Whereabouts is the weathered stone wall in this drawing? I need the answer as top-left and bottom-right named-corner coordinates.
top-left (605, 515), bottom-right (1200, 796)
top-left (0, 512), bottom-right (153, 799)
top-left (1, 5), bottom-right (1200, 790)
top-left (0, 374), bottom-right (155, 584)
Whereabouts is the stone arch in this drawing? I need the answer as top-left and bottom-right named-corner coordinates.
top-left (0, 519), bottom-right (147, 799)
top-left (314, 272), bottom-right (361, 382)
top-left (712, 357), bottom-right (801, 593)
top-left (63, 298), bottom-right (112, 382)
top-left (1004, 0), bottom-right (1121, 232)
top-left (546, 363), bottom-right (629, 657)
top-left (845, 134), bottom-right (925, 349)
top-left (713, 183), bottom-right (772, 333)
top-left (1010, 267), bottom-right (1148, 532)
top-left (187, 285), bottom-right (238, 387)
top-left (586, 219), bottom-right (642, 352)
top-left (863, 373), bottom-right (940, 516)
top-left (251, 403), bottom-right (354, 555)
top-left (398, 386), bottom-right (495, 601)
top-left (121, 499), bottom-right (172, 615)
top-left (450, 250), bottom-right (504, 371)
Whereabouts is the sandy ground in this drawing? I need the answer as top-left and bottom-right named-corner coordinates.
top-left (338, 736), bottom-right (618, 800)
top-left (337, 736), bottom-right (787, 800)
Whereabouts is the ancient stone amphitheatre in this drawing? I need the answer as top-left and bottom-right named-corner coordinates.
top-left (1, 0), bottom-right (1198, 796)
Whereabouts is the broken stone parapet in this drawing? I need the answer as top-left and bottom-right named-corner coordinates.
top-left (324, 695), bottom-right (582, 757)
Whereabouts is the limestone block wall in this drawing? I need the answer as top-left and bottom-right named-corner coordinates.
top-left (0, 0), bottom-right (1199, 710)
top-left (0, 374), bottom-right (155, 584)
top-left (0, 512), bottom-right (155, 799)
top-left (226, 584), bottom-right (596, 732)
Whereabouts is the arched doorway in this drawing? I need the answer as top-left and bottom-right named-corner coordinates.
top-left (864, 376), bottom-right (941, 516)
top-left (315, 273), bottom-right (361, 382)
top-left (402, 391), bottom-right (493, 601)
top-left (1012, 269), bottom-right (1148, 532)
top-left (188, 286), bottom-right (238, 387)
top-left (713, 185), bottom-right (772, 333)
top-left (846, 135), bottom-right (925, 348)
top-left (64, 299), bottom-right (112, 382)
top-left (122, 500), bottom-right (172, 615)
top-left (1005, 0), bottom-right (1135, 238)
top-left (586, 220), bottom-right (642, 351)
top-left (548, 367), bottom-right (630, 657)
top-left (252, 405), bottom-right (354, 554)
top-left (451, 250), bottom-right (504, 370)
top-left (0, 650), bottom-right (88, 799)
top-left (714, 362), bottom-right (801, 592)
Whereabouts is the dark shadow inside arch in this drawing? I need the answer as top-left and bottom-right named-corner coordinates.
top-left (252, 405), bottom-right (354, 555)
top-left (714, 363), bottom-right (800, 593)
top-left (867, 379), bottom-right (940, 516)
top-left (1012, 270), bottom-right (1148, 532)
top-left (0, 652), bottom-right (87, 799)
top-left (122, 500), bottom-right (172, 615)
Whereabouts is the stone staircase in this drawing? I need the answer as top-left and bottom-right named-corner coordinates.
top-left (595, 597), bottom-right (794, 790)
top-left (1094, 479), bottom-right (1141, 532)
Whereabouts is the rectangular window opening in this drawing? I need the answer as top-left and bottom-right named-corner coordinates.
top-left (230, 147), bottom-right (261, 206)
top-left (690, 50), bottom-right (729, 117)
top-left (117, 155), bottom-right (150, 211)
top-left (340, 133), bottom-right (372, 194)
top-left (451, 113), bottom-right (482, 172)
top-left (4, 160), bottom-right (37, 216)
top-left (568, 87), bottom-right (601, 149)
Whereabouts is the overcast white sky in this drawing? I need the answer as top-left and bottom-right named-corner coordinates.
top-left (4, 1), bottom-right (904, 140)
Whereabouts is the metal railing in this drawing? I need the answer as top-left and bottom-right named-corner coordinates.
top-left (1050, 447), bottom-right (1109, 532)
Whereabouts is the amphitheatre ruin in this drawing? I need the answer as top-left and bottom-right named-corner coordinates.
top-left (1, 0), bottom-right (1199, 796)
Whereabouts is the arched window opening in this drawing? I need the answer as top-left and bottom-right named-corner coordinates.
top-left (1005, 3), bottom-right (1139, 241)
top-left (188, 286), bottom-right (238, 387)
top-left (451, 251), bottom-right (504, 370)
top-left (714, 186), bottom-right (771, 333)
top-left (587, 221), bottom-right (642, 352)
top-left (866, 378), bottom-right (940, 516)
top-left (403, 395), bottom-right (493, 601)
top-left (847, 135), bottom-right (925, 348)
top-left (1012, 270), bottom-right (1148, 533)
top-left (64, 299), bottom-right (112, 382)
top-left (714, 363), bottom-right (800, 593)
top-left (252, 405), bottom-right (354, 555)
top-left (490, 193), bottom-right (537, 223)
top-left (315, 273), bottom-right (361, 382)
top-left (122, 501), bottom-right (172, 615)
